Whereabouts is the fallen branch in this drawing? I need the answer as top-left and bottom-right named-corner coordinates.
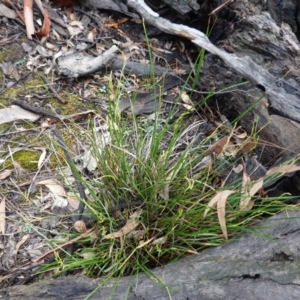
top-left (56, 45), bottom-right (119, 78)
top-left (40, 74), bottom-right (67, 104)
top-left (127, 0), bottom-right (300, 123)
top-left (2, 210), bottom-right (300, 299)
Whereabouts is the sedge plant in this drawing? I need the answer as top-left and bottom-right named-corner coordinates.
top-left (38, 70), bottom-right (299, 288)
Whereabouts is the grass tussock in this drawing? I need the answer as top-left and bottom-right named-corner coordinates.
top-left (36, 73), bottom-right (298, 285)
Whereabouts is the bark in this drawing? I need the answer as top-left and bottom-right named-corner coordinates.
top-left (145, 0), bottom-right (200, 15)
top-left (2, 209), bottom-right (300, 299)
top-left (79, 0), bottom-right (200, 16)
top-left (197, 0), bottom-right (300, 154)
top-left (126, 0), bottom-right (300, 154)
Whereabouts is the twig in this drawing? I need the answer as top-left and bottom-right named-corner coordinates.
top-left (40, 74), bottom-right (67, 103)
top-left (11, 99), bottom-right (95, 123)
top-left (209, 0), bottom-right (235, 15)
top-left (56, 45), bottom-right (119, 78)
top-left (12, 99), bottom-right (62, 120)
top-left (32, 227), bottom-right (96, 264)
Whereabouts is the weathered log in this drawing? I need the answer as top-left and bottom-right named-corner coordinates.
top-left (78, 0), bottom-right (139, 18)
top-left (145, 0), bottom-right (200, 15)
top-left (125, 0), bottom-right (300, 154)
top-left (197, 0), bottom-right (300, 154)
top-left (1, 209), bottom-right (300, 299)
top-left (79, 0), bottom-right (200, 16)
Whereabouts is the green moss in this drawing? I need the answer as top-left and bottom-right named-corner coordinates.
top-left (0, 74), bottom-right (45, 99)
top-left (0, 98), bottom-right (8, 106)
top-left (4, 150), bottom-right (40, 170)
top-left (24, 77), bottom-right (45, 90)
top-left (0, 123), bottom-right (10, 133)
top-left (49, 92), bottom-right (96, 115)
top-left (58, 93), bottom-right (83, 115)
top-left (0, 44), bottom-right (25, 63)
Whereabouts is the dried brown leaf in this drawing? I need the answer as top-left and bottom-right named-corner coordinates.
top-left (181, 91), bottom-right (194, 110)
top-left (217, 194), bottom-right (228, 240)
top-left (105, 18), bottom-right (128, 29)
top-left (159, 184), bottom-right (169, 200)
top-left (37, 179), bottom-right (66, 197)
top-left (37, 148), bottom-right (47, 169)
top-left (104, 210), bottom-right (142, 239)
top-left (240, 180), bottom-right (263, 211)
top-left (67, 193), bottom-right (80, 212)
top-left (234, 130), bottom-right (247, 139)
top-left (233, 164), bottom-right (243, 174)
top-left (239, 163), bottom-right (264, 210)
top-left (15, 234), bottom-right (30, 253)
top-left (206, 136), bottom-right (230, 155)
top-left (249, 180), bottom-right (264, 196)
top-left (204, 190), bottom-right (235, 218)
top-left (152, 236), bottom-right (167, 245)
top-left (242, 166), bottom-right (251, 191)
top-left (36, 9), bottom-right (51, 37)
top-left (266, 164), bottom-right (300, 175)
top-left (3, 0), bottom-right (25, 23)
top-left (237, 138), bottom-right (257, 155)
top-left (0, 3), bottom-right (17, 19)
top-left (0, 169), bottom-right (13, 180)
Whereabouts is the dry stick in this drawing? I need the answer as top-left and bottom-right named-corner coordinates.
top-left (209, 0), bottom-right (235, 15)
top-left (11, 99), bottom-right (95, 123)
top-left (31, 227), bottom-right (97, 264)
top-left (40, 74), bottom-right (67, 104)
top-left (127, 0), bottom-right (300, 123)
top-left (57, 45), bottom-right (119, 78)
top-left (12, 99), bottom-right (62, 120)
